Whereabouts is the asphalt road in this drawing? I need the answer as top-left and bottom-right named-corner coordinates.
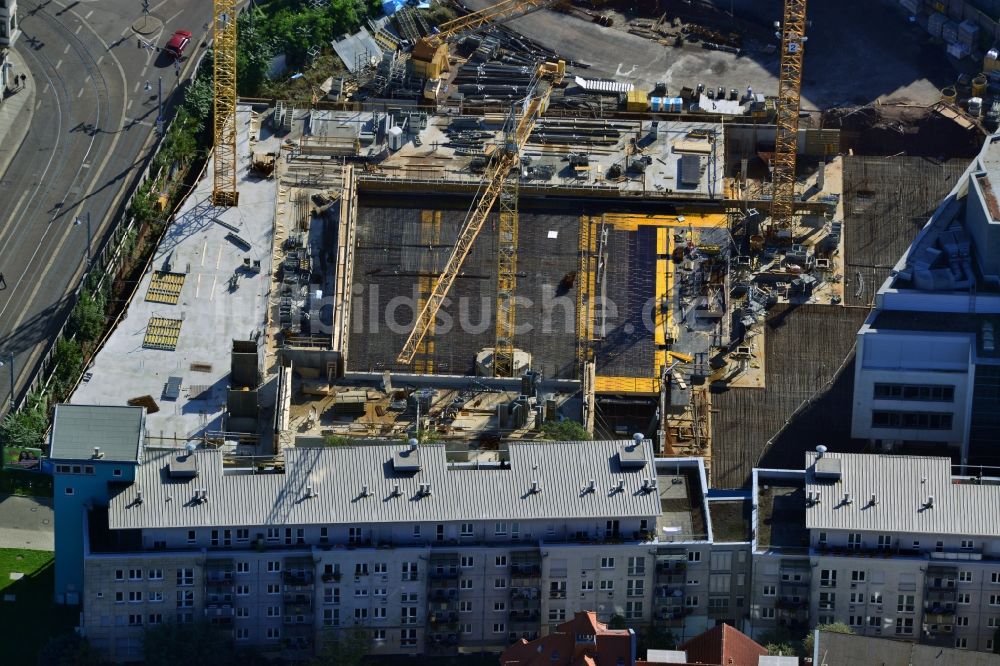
top-left (0, 0), bottom-right (215, 413)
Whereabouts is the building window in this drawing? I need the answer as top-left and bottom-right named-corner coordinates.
top-left (373, 607), bottom-right (386, 619)
top-left (871, 410), bottom-right (953, 430)
top-left (548, 608), bottom-right (566, 622)
top-left (960, 571), bottom-right (972, 583)
top-left (128, 569), bottom-right (142, 581)
top-left (236, 562), bottom-right (249, 574)
top-left (236, 607), bottom-right (249, 618)
top-left (760, 607), bottom-right (775, 619)
top-left (149, 591), bottom-right (163, 603)
top-left (895, 618), bottom-right (914, 635)
top-left (265, 628), bottom-right (280, 640)
top-left (349, 527), bottom-right (362, 544)
top-left (115, 592), bottom-right (124, 603)
top-left (955, 638), bottom-right (968, 649)
top-left (870, 592), bottom-right (882, 604)
top-left (848, 533), bottom-right (861, 549)
top-left (128, 614), bottom-right (142, 626)
top-left (599, 580), bottom-right (614, 591)
top-left (685, 595), bottom-right (698, 607)
top-left (323, 609), bottom-right (339, 627)
top-left (494, 578), bottom-right (507, 589)
top-left (266, 606), bottom-right (280, 618)
top-left (267, 561), bottom-right (281, 573)
top-left (354, 588), bottom-right (368, 597)
top-left (176, 569), bottom-right (194, 586)
top-left (236, 529), bottom-right (249, 542)
top-left (113, 468), bottom-right (123, 477)
top-left (493, 623), bottom-right (506, 634)
top-left (460, 601), bottom-right (472, 613)
top-left (266, 584), bottom-right (280, 595)
top-left (460, 556), bottom-right (474, 568)
top-left (355, 563), bottom-right (368, 576)
top-left (186, 530), bottom-right (196, 544)
top-left (956, 617), bottom-right (969, 627)
top-left (763, 585), bottom-right (776, 596)
top-left (401, 628), bottom-right (417, 647)
top-left (494, 522), bottom-right (507, 537)
top-left (962, 540), bottom-right (975, 551)
top-left (64, 487), bottom-right (74, 496)
top-left (989, 595), bottom-right (1000, 607)
top-left (851, 570), bottom-right (866, 582)
top-left (129, 591), bottom-right (142, 603)
top-left (115, 569), bottom-right (124, 581)
top-left (873, 383), bottom-right (954, 402)
top-left (687, 551), bottom-right (701, 563)
top-left (148, 569), bottom-right (162, 580)
top-left (402, 562), bottom-right (418, 581)
top-left (958, 593), bottom-right (971, 605)
top-left (176, 591), bottom-right (193, 608)
top-left (495, 556), bottom-right (507, 567)
top-left (627, 579), bottom-right (644, 597)
top-left (236, 585), bottom-right (250, 596)
top-left (897, 595), bottom-right (915, 613)
top-left (373, 629), bottom-right (386, 641)
top-left (581, 580), bottom-right (594, 592)
top-left (817, 532), bottom-right (827, 547)
top-left (820, 570), bottom-right (837, 587)
top-left (625, 601), bottom-right (643, 619)
top-left (627, 556), bottom-right (645, 576)
top-left (600, 557), bottom-right (615, 569)
top-left (869, 616), bottom-right (882, 627)
top-left (266, 528), bottom-right (279, 543)
top-left (235, 628), bottom-right (249, 640)
top-left (494, 601), bottom-right (506, 612)
top-left (848, 615), bottom-right (863, 627)
top-left (148, 614), bottom-right (162, 625)
top-left (460, 523), bottom-right (474, 537)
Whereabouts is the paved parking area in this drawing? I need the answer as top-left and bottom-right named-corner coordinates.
top-left (0, 495), bottom-right (54, 551)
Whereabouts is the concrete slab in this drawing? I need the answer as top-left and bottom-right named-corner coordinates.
top-left (71, 106), bottom-right (279, 444)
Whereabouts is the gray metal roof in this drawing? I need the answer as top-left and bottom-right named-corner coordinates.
top-left (108, 440), bottom-right (660, 530)
top-left (815, 630), bottom-right (1000, 666)
top-left (331, 28), bottom-right (383, 73)
top-left (805, 452), bottom-right (1000, 538)
top-left (49, 405), bottom-right (144, 463)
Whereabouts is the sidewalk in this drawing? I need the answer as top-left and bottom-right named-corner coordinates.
top-left (0, 47), bottom-right (36, 179)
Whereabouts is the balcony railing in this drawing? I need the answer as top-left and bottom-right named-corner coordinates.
top-left (430, 568), bottom-right (460, 579)
top-left (549, 590), bottom-right (567, 599)
top-left (283, 571), bottom-right (314, 586)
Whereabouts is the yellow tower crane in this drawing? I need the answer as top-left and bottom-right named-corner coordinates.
top-left (768, 0), bottom-right (808, 233)
top-left (212, 1), bottom-right (239, 207)
top-left (410, 0), bottom-right (566, 80)
top-left (396, 61), bottom-right (564, 374)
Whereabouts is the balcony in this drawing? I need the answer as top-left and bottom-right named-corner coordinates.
top-left (656, 559), bottom-right (687, 574)
top-left (510, 563), bottom-right (541, 577)
top-left (430, 567), bottom-right (459, 580)
top-left (429, 610), bottom-right (458, 626)
top-left (430, 588), bottom-right (459, 602)
top-left (283, 593), bottom-right (313, 607)
top-left (776, 598), bottom-right (808, 611)
top-left (511, 586), bottom-right (540, 601)
top-left (283, 571), bottom-right (314, 586)
top-left (509, 609), bottom-right (539, 621)
top-left (321, 572), bottom-right (341, 583)
top-left (549, 589), bottom-right (567, 599)
top-left (205, 570), bottom-right (234, 584)
top-left (204, 604), bottom-right (235, 617)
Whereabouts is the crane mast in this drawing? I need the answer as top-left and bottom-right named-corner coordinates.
top-left (396, 71), bottom-right (558, 369)
top-left (769, 0), bottom-right (808, 232)
top-left (212, 0), bottom-right (239, 207)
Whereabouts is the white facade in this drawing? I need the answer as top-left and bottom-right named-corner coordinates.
top-left (0, 1), bottom-right (19, 47)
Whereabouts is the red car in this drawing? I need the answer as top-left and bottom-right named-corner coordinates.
top-left (164, 30), bottom-right (192, 59)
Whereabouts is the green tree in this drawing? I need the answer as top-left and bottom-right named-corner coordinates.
top-left (540, 419), bottom-right (590, 441)
top-left (764, 642), bottom-right (797, 656)
top-left (0, 390), bottom-right (49, 449)
top-left (607, 614), bottom-right (627, 630)
top-left (143, 622), bottom-right (236, 666)
top-left (68, 289), bottom-right (106, 343)
top-left (37, 632), bottom-right (108, 666)
top-left (51, 339), bottom-right (84, 399)
top-left (802, 622), bottom-right (854, 657)
top-left (182, 51), bottom-right (214, 125)
top-left (237, 8), bottom-right (275, 96)
top-left (312, 627), bottom-right (370, 666)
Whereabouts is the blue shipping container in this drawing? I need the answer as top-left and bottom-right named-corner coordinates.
top-left (650, 97), bottom-right (683, 113)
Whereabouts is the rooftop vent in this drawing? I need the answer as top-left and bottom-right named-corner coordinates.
top-left (93, 447), bottom-right (104, 460)
top-left (168, 452), bottom-right (199, 479)
top-left (925, 495), bottom-right (935, 509)
top-left (816, 444), bottom-right (827, 459)
top-left (360, 484), bottom-right (369, 498)
top-left (584, 479), bottom-right (596, 494)
top-left (614, 480), bottom-right (626, 494)
top-left (842, 492), bottom-right (853, 505)
top-left (530, 480), bottom-right (542, 494)
top-left (393, 441), bottom-right (421, 473)
top-left (391, 483), bottom-right (401, 497)
top-left (135, 490), bottom-right (143, 504)
top-left (618, 434), bottom-right (648, 470)
top-left (417, 483), bottom-right (432, 497)
top-left (306, 484), bottom-right (319, 499)
top-left (869, 493), bottom-right (878, 507)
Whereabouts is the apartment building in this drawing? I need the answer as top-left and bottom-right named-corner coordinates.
top-left (851, 132), bottom-right (1000, 464)
top-left (58, 405), bottom-right (751, 662)
top-left (0, 0), bottom-right (18, 47)
top-left (751, 448), bottom-right (1000, 653)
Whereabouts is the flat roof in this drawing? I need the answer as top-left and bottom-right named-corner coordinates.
top-left (70, 107), bottom-right (278, 443)
top-left (871, 310), bottom-right (1000, 359)
top-left (756, 477), bottom-right (808, 551)
top-left (108, 439), bottom-right (661, 530)
top-left (805, 451), bottom-right (1000, 538)
top-left (50, 405), bottom-right (144, 463)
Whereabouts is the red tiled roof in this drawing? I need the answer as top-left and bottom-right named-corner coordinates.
top-left (500, 611), bottom-right (634, 666)
top-left (678, 624), bottom-right (768, 666)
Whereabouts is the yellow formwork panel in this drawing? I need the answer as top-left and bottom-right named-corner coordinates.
top-left (594, 376), bottom-right (660, 394)
top-left (143, 317), bottom-right (183, 351)
top-left (602, 213), bottom-right (728, 231)
top-left (145, 271), bottom-right (186, 305)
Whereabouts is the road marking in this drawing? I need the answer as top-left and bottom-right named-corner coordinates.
top-left (96, 55), bottom-right (104, 66)
top-left (77, 87), bottom-right (84, 98)
top-left (201, 240), bottom-right (207, 266)
top-left (35, 100), bottom-right (43, 111)
top-left (85, 10), bottom-right (93, 19)
top-left (165, 9), bottom-right (183, 24)
top-left (82, 163), bottom-right (91, 169)
top-left (141, 65), bottom-right (148, 78)
top-left (74, 25), bottom-right (82, 35)
top-left (42, 83), bottom-right (50, 94)
top-left (151, 0), bottom-right (171, 13)
top-left (132, 80), bottom-right (140, 93)
top-left (215, 244), bottom-right (223, 269)
top-left (6, 189), bottom-right (32, 228)
top-left (127, 99), bottom-right (133, 111)
top-left (210, 276), bottom-right (218, 301)
top-left (196, 274), bottom-right (202, 298)
top-left (63, 44), bottom-right (71, 54)
top-left (55, 59), bottom-right (63, 70)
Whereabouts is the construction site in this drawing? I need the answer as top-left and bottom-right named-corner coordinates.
top-left (71, 0), bottom-right (985, 488)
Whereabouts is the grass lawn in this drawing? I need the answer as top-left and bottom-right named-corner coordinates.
top-left (0, 549), bottom-right (77, 662)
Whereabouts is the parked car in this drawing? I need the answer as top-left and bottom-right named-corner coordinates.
top-left (164, 30), bottom-right (192, 59)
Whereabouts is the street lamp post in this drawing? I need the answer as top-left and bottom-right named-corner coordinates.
top-left (74, 212), bottom-right (92, 266)
top-left (157, 76), bottom-right (163, 134)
